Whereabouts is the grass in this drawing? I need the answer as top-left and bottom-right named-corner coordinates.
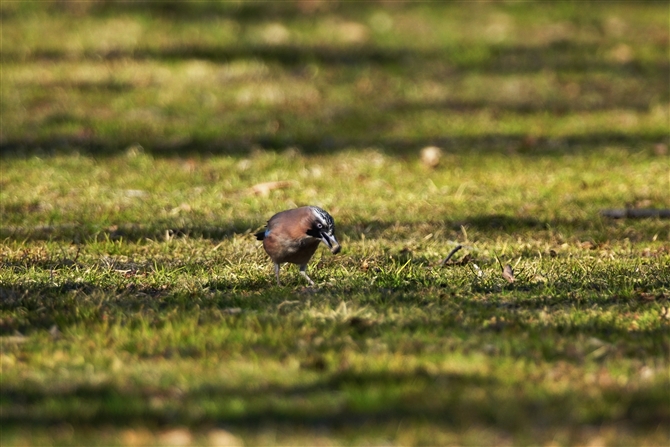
top-left (1, 1), bottom-right (669, 446)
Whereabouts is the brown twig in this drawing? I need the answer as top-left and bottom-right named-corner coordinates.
top-left (493, 252), bottom-right (504, 271)
top-left (440, 245), bottom-right (463, 266)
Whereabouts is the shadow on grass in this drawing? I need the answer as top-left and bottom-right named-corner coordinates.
top-left (0, 220), bottom-right (258, 243)
top-left (4, 1), bottom-right (668, 163)
top-left (4, 0), bottom-right (404, 21)
top-left (350, 213), bottom-right (667, 247)
top-left (390, 96), bottom-right (661, 115)
top-left (1, 367), bottom-right (667, 430)
top-left (4, 37), bottom-right (669, 76)
top-left (0, 214), bottom-right (667, 256)
top-left (3, 131), bottom-right (668, 160)
top-left (1, 268), bottom-right (667, 339)
top-left (3, 35), bottom-right (668, 159)
top-left (1, 211), bottom-right (666, 245)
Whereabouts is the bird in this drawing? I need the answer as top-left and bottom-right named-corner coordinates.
top-left (255, 206), bottom-right (341, 286)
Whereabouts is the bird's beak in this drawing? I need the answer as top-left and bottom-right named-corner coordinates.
top-left (320, 233), bottom-right (341, 254)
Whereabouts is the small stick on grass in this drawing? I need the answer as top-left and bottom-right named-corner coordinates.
top-left (493, 251), bottom-right (504, 271)
top-left (441, 245), bottom-right (463, 266)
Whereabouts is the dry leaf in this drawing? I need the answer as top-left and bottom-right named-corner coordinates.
top-left (653, 143), bottom-right (668, 156)
top-left (502, 264), bottom-right (515, 283)
top-left (222, 307), bottom-right (242, 315)
top-left (121, 428), bottom-right (153, 446)
top-left (250, 181), bottom-right (294, 196)
top-left (1, 334), bottom-right (28, 344)
top-left (49, 325), bottom-right (61, 340)
top-left (455, 253), bottom-right (472, 266)
top-left (158, 428), bottom-right (192, 446)
top-left (637, 292), bottom-right (658, 302)
top-left (207, 429), bottom-right (244, 447)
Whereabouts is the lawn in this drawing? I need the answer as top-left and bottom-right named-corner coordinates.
top-left (1, 1), bottom-right (669, 446)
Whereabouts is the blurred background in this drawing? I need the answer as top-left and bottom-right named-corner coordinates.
top-left (3, 0), bottom-right (668, 158)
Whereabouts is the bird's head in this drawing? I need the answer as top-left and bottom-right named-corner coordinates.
top-left (306, 206), bottom-right (341, 254)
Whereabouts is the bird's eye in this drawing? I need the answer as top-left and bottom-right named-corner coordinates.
top-left (317, 223), bottom-right (323, 229)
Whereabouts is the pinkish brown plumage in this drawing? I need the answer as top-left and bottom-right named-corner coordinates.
top-left (255, 206), bottom-right (341, 285)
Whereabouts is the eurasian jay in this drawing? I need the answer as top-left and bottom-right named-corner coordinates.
top-left (255, 206), bottom-right (341, 285)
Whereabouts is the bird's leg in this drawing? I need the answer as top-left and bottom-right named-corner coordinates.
top-left (274, 263), bottom-right (281, 286)
top-left (299, 264), bottom-right (315, 286)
